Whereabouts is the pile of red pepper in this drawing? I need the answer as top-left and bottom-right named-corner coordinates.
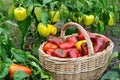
top-left (43, 30), bottom-right (109, 58)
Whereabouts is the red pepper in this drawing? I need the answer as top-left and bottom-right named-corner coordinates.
top-left (46, 51), bottom-right (53, 55)
top-left (64, 48), bottom-right (72, 54)
top-left (78, 31), bottom-right (84, 40)
top-left (78, 30), bottom-right (96, 40)
top-left (66, 35), bottom-right (78, 43)
top-left (93, 36), bottom-right (108, 53)
top-left (68, 50), bottom-right (78, 58)
top-left (81, 43), bottom-right (88, 56)
top-left (68, 48), bottom-right (82, 58)
top-left (54, 49), bottom-right (67, 58)
top-left (102, 35), bottom-right (109, 44)
top-left (59, 41), bottom-right (75, 49)
top-left (43, 42), bottom-right (58, 56)
top-left (10, 64), bottom-right (32, 78)
top-left (48, 35), bottom-right (63, 46)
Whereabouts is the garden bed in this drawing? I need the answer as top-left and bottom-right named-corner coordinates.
top-left (0, 0), bottom-right (120, 80)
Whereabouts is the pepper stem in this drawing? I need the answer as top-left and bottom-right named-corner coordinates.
top-left (18, 0), bottom-right (23, 8)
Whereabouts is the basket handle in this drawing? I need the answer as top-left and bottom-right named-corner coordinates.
top-left (60, 22), bottom-right (95, 56)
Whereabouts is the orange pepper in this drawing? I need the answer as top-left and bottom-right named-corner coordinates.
top-left (10, 64), bottom-right (32, 78)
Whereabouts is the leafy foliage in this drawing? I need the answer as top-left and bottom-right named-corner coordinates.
top-left (100, 51), bottom-right (120, 80)
top-left (0, 17), bottom-right (53, 80)
top-left (14, 71), bottom-right (29, 80)
top-left (0, 0), bottom-right (120, 80)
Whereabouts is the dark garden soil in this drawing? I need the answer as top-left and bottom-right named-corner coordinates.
top-left (104, 23), bottom-right (120, 52)
top-left (103, 23), bottom-right (120, 73)
top-left (105, 35), bottom-right (120, 70)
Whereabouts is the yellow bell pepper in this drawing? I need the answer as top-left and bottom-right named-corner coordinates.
top-left (108, 13), bottom-right (114, 26)
top-left (83, 14), bottom-right (95, 26)
top-left (49, 10), bottom-right (60, 23)
top-left (37, 23), bottom-right (50, 37)
top-left (14, 7), bottom-right (27, 21)
top-left (48, 24), bottom-right (57, 35)
top-left (75, 40), bottom-right (87, 50)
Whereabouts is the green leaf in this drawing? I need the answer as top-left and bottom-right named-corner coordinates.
top-left (102, 0), bottom-right (108, 8)
top-left (8, 4), bottom-right (15, 19)
top-left (23, 0), bottom-right (34, 7)
top-left (0, 62), bottom-right (9, 78)
top-left (11, 48), bottom-right (28, 62)
top-left (41, 71), bottom-right (49, 79)
top-left (5, 20), bottom-right (18, 27)
top-left (65, 26), bottom-right (78, 35)
top-left (3, 58), bottom-right (13, 66)
top-left (0, 78), bottom-right (5, 80)
top-left (43, 0), bottom-right (53, 5)
top-left (34, 7), bottom-right (43, 22)
top-left (119, 64), bottom-right (120, 69)
top-left (0, 27), bottom-right (6, 33)
top-left (41, 11), bottom-right (49, 25)
top-left (107, 52), bottom-right (118, 66)
top-left (30, 61), bottom-right (41, 70)
top-left (118, 51), bottom-right (120, 60)
top-left (41, 70), bottom-right (53, 80)
top-left (17, 16), bottom-right (31, 49)
top-left (95, 16), bottom-right (99, 24)
top-left (59, 4), bottom-right (70, 23)
top-left (32, 44), bottom-right (39, 57)
top-left (17, 16), bottom-right (31, 36)
top-left (0, 46), bottom-right (8, 59)
top-left (100, 71), bottom-right (119, 80)
top-left (27, 5), bottom-right (33, 16)
top-left (0, 23), bottom-right (11, 33)
top-left (0, 13), bottom-right (5, 22)
top-left (91, 24), bottom-right (97, 33)
top-left (49, 1), bottom-right (58, 10)
top-left (98, 21), bottom-right (104, 34)
top-left (86, 1), bottom-right (93, 9)
top-left (0, 0), bottom-right (2, 3)
top-left (28, 54), bottom-right (39, 63)
top-left (14, 71), bottom-right (29, 80)
top-left (0, 27), bottom-right (13, 59)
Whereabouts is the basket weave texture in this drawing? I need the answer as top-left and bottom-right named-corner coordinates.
top-left (38, 22), bottom-right (114, 80)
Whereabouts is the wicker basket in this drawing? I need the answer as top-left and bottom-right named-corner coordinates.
top-left (38, 22), bottom-right (114, 80)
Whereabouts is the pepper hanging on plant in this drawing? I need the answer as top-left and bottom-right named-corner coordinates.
top-left (9, 64), bottom-right (32, 78)
top-left (14, 2), bottom-right (27, 21)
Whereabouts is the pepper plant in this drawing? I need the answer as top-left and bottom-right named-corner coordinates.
top-left (7, 0), bottom-right (120, 50)
top-left (0, 0), bottom-right (120, 79)
top-left (0, 19), bottom-right (53, 80)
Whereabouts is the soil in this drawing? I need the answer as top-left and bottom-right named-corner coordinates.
top-left (106, 35), bottom-right (120, 52)
top-left (104, 35), bottom-right (120, 70)
top-left (102, 23), bottom-right (120, 78)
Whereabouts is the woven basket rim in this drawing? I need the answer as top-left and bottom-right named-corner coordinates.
top-left (38, 33), bottom-right (114, 62)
